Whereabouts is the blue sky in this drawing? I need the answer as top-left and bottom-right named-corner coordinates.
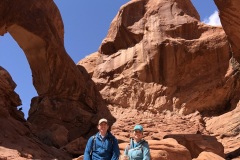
top-left (0, 1), bottom-right (220, 118)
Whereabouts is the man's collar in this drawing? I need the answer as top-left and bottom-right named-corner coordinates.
top-left (99, 132), bottom-right (108, 139)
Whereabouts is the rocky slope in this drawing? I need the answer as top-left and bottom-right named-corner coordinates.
top-left (0, 67), bottom-right (71, 159)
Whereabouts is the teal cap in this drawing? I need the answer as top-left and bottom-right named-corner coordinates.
top-left (134, 125), bottom-right (143, 132)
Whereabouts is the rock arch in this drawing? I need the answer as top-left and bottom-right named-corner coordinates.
top-left (0, 0), bottom-right (114, 148)
top-left (1, 0), bottom-right (85, 100)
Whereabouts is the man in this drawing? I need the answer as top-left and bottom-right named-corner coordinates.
top-left (84, 118), bottom-right (120, 160)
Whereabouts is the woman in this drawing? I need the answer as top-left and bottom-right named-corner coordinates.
top-left (123, 125), bottom-right (151, 160)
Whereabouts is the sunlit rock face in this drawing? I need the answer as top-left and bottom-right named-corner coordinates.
top-left (0, 0), bottom-right (239, 159)
top-left (212, 1), bottom-right (240, 157)
top-left (1, 0), bottom-right (87, 102)
top-left (79, 0), bottom-right (240, 158)
top-left (214, 0), bottom-right (240, 62)
top-left (214, 0), bottom-right (240, 107)
top-left (79, 0), bottom-right (233, 115)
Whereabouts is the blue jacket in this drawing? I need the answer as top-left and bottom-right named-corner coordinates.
top-left (124, 139), bottom-right (150, 160)
top-left (84, 132), bottom-right (120, 160)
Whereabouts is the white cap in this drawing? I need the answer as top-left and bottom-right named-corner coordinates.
top-left (98, 118), bottom-right (108, 124)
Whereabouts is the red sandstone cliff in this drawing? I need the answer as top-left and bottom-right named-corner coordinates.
top-left (0, 0), bottom-right (239, 159)
top-left (79, 0), bottom-right (240, 159)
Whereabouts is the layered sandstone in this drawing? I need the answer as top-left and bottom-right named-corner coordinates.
top-left (79, 0), bottom-right (240, 159)
top-left (79, 0), bottom-right (233, 115)
top-left (0, 0), bottom-right (239, 159)
top-left (0, 0), bottom-right (114, 159)
top-left (214, 0), bottom-right (240, 62)
top-left (0, 67), bottom-right (71, 159)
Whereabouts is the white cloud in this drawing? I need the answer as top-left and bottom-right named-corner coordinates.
top-left (203, 10), bottom-right (222, 26)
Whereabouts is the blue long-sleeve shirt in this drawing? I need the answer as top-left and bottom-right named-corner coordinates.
top-left (84, 132), bottom-right (120, 160)
top-left (124, 139), bottom-right (150, 160)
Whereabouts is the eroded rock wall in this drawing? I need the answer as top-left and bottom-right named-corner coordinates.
top-left (0, 67), bottom-right (72, 159)
top-left (79, 0), bottom-right (235, 115)
top-left (214, 0), bottom-right (240, 62)
top-left (0, 0), bottom-right (240, 159)
top-left (214, 0), bottom-right (240, 111)
top-left (0, 0), bottom-right (114, 157)
top-left (79, 0), bottom-right (240, 157)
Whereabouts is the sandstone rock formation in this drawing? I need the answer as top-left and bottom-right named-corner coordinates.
top-left (193, 151), bottom-right (225, 160)
top-left (0, 0), bottom-right (114, 159)
top-left (109, 109), bottom-right (227, 160)
top-left (214, 0), bottom-right (240, 63)
top-left (79, 0), bottom-right (233, 115)
top-left (12, 0), bottom-right (118, 134)
top-left (163, 134), bottom-right (224, 158)
top-left (79, 0), bottom-right (240, 159)
top-left (0, 67), bottom-right (71, 159)
top-left (0, 0), bottom-right (240, 159)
